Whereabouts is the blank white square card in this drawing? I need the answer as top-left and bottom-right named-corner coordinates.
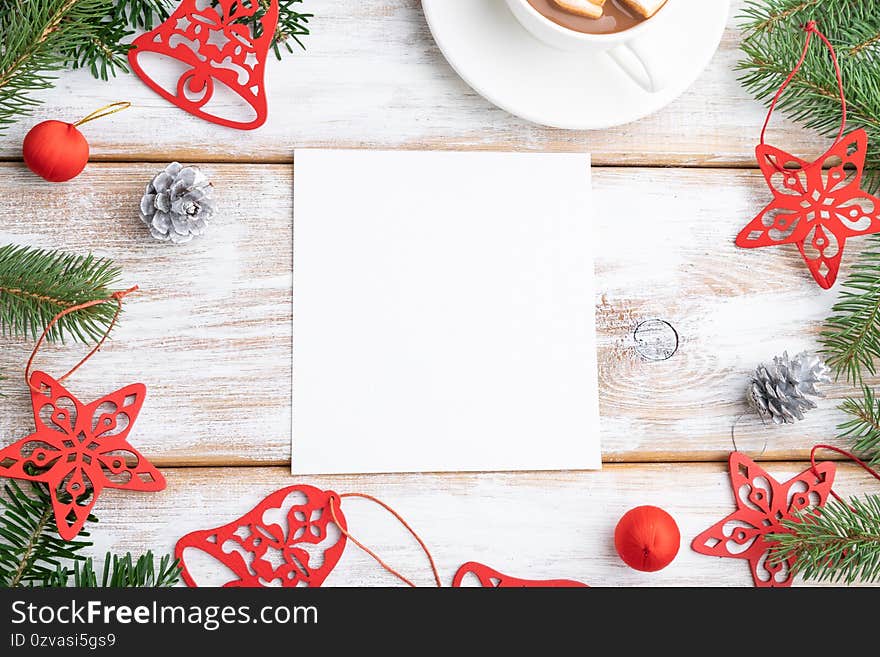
top-left (292, 150), bottom-right (600, 474)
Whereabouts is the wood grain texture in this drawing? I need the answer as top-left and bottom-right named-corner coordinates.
top-left (88, 463), bottom-right (879, 587)
top-left (592, 167), bottom-right (867, 463)
top-left (0, 162), bottom-right (871, 464)
top-left (0, 163), bottom-right (292, 466)
top-left (0, 0), bottom-right (821, 166)
top-left (0, 0), bottom-right (876, 591)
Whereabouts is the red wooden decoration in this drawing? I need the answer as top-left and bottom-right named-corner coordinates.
top-left (452, 562), bottom-right (587, 588)
top-left (736, 129), bottom-right (880, 289)
top-left (691, 452), bottom-right (836, 587)
top-left (0, 371), bottom-right (164, 540)
top-left (128, 0), bottom-right (279, 130)
top-left (176, 485), bottom-right (347, 587)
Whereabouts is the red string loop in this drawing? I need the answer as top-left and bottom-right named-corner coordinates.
top-left (760, 21), bottom-right (847, 152)
top-left (328, 492), bottom-right (442, 587)
top-left (25, 285), bottom-right (139, 391)
top-left (810, 444), bottom-right (880, 506)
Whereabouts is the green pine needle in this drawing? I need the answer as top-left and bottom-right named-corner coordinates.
top-left (269, 0), bottom-right (313, 57)
top-left (110, 0), bottom-right (171, 30)
top-left (0, 0), bottom-right (118, 128)
top-left (739, 1), bottom-right (880, 193)
top-left (837, 385), bottom-right (880, 465)
top-left (769, 495), bottom-right (880, 584)
top-left (820, 248), bottom-right (880, 385)
top-left (47, 551), bottom-right (180, 587)
top-left (0, 481), bottom-right (94, 587)
top-left (0, 481), bottom-right (179, 588)
top-left (0, 244), bottom-right (123, 344)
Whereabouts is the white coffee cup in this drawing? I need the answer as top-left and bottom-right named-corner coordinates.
top-left (505, 0), bottom-right (674, 92)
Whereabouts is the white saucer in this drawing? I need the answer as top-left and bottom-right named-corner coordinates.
top-left (422, 0), bottom-right (729, 130)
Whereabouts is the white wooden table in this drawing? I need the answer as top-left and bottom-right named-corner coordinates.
top-left (1, 0), bottom-right (877, 586)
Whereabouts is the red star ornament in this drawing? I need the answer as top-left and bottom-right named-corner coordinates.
top-left (691, 452), bottom-right (835, 587)
top-left (735, 129), bottom-right (880, 289)
top-left (0, 371), bottom-right (164, 540)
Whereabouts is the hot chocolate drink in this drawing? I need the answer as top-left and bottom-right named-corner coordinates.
top-left (526, 0), bottom-right (666, 35)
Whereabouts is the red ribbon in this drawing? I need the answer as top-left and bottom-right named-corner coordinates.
top-left (25, 286), bottom-right (139, 391)
top-left (760, 21), bottom-right (847, 169)
top-left (328, 492), bottom-right (442, 587)
top-left (810, 444), bottom-right (880, 505)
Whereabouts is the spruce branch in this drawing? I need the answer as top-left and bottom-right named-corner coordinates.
top-left (738, 1), bottom-right (880, 192)
top-left (820, 247), bottom-right (880, 384)
top-left (837, 385), bottom-right (880, 465)
top-left (47, 551), bottom-right (180, 587)
top-left (0, 244), bottom-right (123, 343)
top-left (0, 481), bottom-right (179, 588)
top-left (231, 0), bottom-right (312, 56)
top-left (269, 0), bottom-right (313, 57)
top-left (110, 0), bottom-right (171, 29)
top-left (769, 495), bottom-right (880, 584)
top-left (0, 0), bottom-right (118, 128)
top-left (0, 481), bottom-right (93, 587)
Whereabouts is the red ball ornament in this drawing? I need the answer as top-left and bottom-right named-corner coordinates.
top-left (22, 121), bottom-right (89, 182)
top-left (614, 505), bottom-right (680, 572)
top-left (21, 103), bottom-right (131, 183)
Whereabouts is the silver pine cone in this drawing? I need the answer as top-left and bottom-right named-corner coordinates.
top-left (748, 351), bottom-right (831, 425)
top-left (139, 162), bottom-right (215, 244)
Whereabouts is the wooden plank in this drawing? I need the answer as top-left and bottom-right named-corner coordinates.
top-left (592, 166), bottom-right (859, 463)
top-left (0, 163), bottom-right (292, 466)
top-left (0, 0), bottom-right (819, 166)
top-left (0, 162), bottom-right (871, 465)
top-left (87, 462), bottom-right (879, 587)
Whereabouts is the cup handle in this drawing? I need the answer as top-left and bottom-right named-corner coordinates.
top-left (607, 36), bottom-right (669, 93)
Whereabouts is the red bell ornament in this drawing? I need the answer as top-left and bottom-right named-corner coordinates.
top-left (176, 485), bottom-right (348, 588)
top-left (177, 487), bottom-right (443, 587)
top-left (21, 103), bottom-right (131, 183)
top-left (128, 0), bottom-right (279, 130)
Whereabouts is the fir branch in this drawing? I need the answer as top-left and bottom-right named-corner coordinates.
top-left (820, 248), bottom-right (880, 384)
top-left (58, 11), bottom-right (134, 81)
top-left (0, 482), bottom-right (93, 587)
top-left (738, 1), bottom-right (880, 192)
top-left (769, 495), bottom-right (880, 584)
top-left (58, 1), bottom-right (174, 80)
top-left (0, 244), bottom-right (123, 344)
top-left (110, 0), bottom-right (171, 30)
top-left (0, 0), bottom-right (118, 129)
top-left (235, 0), bottom-right (312, 57)
top-left (837, 385), bottom-right (880, 465)
top-left (48, 551), bottom-right (180, 587)
top-left (270, 0), bottom-right (312, 57)
top-left (0, 481), bottom-right (178, 588)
